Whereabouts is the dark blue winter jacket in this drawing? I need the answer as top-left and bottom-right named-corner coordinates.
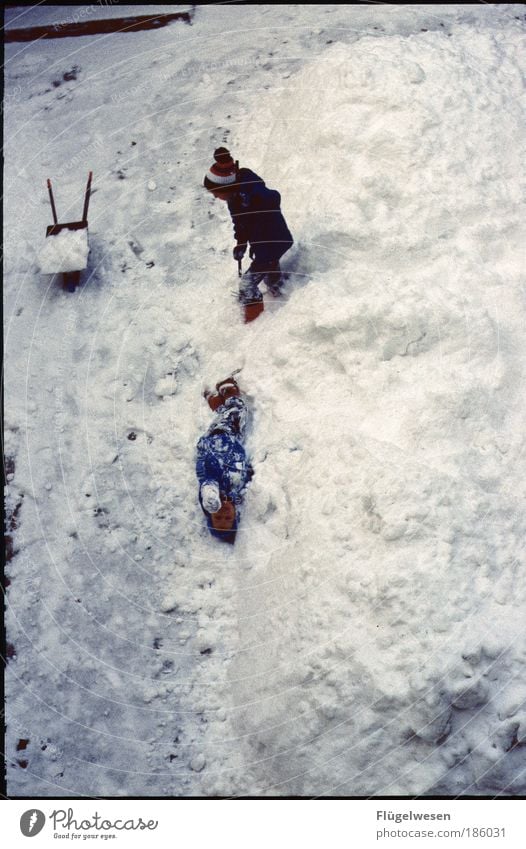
top-left (227, 168), bottom-right (293, 265)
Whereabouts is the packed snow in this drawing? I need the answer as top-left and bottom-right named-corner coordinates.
top-left (4, 4), bottom-right (526, 798)
top-left (39, 227), bottom-right (90, 274)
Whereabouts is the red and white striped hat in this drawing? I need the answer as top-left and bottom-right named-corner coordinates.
top-left (204, 147), bottom-right (237, 188)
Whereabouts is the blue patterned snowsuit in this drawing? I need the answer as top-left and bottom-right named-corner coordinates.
top-left (196, 397), bottom-right (252, 539)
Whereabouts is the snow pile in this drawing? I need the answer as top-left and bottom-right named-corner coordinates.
top-left (39, 227), bottom-right (89, 274)
top-left (228, 27), bottom-right (526, 795)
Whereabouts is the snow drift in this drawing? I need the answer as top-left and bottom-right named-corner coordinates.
top-left (229, 29), bottom-right (526, 795)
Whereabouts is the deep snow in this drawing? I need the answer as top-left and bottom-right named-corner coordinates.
top-left (4, 4), bottom-right (526, 797)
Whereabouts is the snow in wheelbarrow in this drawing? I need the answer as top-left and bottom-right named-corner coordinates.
top-left (39, 172), bottom-right (92, 292)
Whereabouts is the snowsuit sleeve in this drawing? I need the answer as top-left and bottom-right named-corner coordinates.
top-left (230, 204), bottom-right (249, 247)
top-left (227, 168), bottom-right (265, 246)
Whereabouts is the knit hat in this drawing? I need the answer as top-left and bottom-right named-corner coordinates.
top-left (203, 147), bottom-right (237, 189)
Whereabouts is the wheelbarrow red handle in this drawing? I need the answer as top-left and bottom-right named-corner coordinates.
top-left (82, 171), bottom-right (93, 224)
top-left (47, 178), bottom-right (58, 225)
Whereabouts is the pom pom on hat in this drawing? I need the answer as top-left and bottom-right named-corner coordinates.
top-left (214, 147), bottom-right (233, 164)
top-left (204, 147), bottom-right (237, 188)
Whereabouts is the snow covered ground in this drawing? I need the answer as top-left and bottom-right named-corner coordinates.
top-left (4, 4), bottom-right (526, 797)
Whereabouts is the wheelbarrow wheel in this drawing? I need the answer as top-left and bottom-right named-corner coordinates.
top-left (63, 271), bottom-right (81, 293)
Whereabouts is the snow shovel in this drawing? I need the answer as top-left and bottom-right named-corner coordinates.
top-left (40, 172), bottom-right (92, 292)
top-left (243, 299), bottom-right (264, 323)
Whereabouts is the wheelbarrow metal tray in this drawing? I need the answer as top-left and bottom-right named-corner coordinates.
top-left (46, 220), bottom-right (87, 237)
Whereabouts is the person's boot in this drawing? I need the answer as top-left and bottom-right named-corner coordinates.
top-left (267, 278), bottom-right (284, 297)
top-left (216, 377), bottom-right (240, 400)
top-left (204, 390), bottom-right (223, 411)
top-left (239, 267), bottom-right (265, 322)
top-left (205, 377), bottom-right (241, 410)
top-left (266, 263), bottom-right (283, 297)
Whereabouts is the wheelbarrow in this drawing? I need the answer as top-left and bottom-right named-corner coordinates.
top-left (40, 172), bottom-right (92, 292)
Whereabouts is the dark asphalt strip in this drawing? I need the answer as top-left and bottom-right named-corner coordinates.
top-left (4, 9), bottom-right (194, 43)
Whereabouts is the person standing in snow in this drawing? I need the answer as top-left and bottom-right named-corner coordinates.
top-left (196, 377), bottom-right (253, 544)
top-left (203, 148), bottom-right (293, 322)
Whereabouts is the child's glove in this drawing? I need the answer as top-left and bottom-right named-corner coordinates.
top-left (233, 243), bottom-right (247, 261)
top-left (201, 481), bottom-right (221, 514)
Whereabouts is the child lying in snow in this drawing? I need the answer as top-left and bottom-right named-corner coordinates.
top-left (203, 147), bottom-right (293, 322)
top-left (196, 378), bottom-right (253, 544)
